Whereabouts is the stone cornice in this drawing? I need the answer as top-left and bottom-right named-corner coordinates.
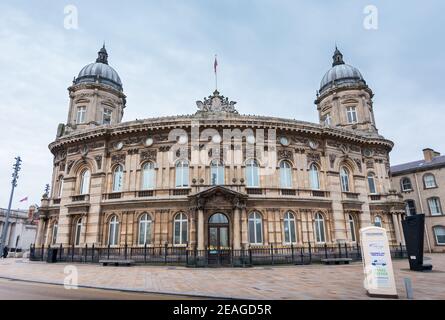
top-left (49, 114), bottom-right (394, 153)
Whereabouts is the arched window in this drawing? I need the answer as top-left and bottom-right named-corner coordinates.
top-left (348, 214), bottom-right (356, 242)
top-left (174, 213), bottom-right (188, 245)
top-left (401, 177), bottom-right (412, 191)
top-left (79, 169), bottom-right (90, 195)
top-left (374, 216), bottom-right (382, 228)
top-left (314, 213), bottom-right (326, 243)
top-left (340, 167), bottom-right (350, 192)
top-left (428, 197), bottom-right (443, 216)
top-left (108, 215), bottom-right (119, 246)
top-left (57, 176), bottom-right (64, 198)
top-left (433, 226), bottom-right (445, 245)
top-left (248, 212), bottom-right (263, 244)
top-left (74, 218), bottom-right (82, 246)
top-left (279, 161), bottom-right (292, 188)
top-left (424, 174), bottom-right (437, 189)
top-left (367, 173), bottom-right (377, 194)
top-left (112, 165), bottom-right (124, 192)
top-left (138, 213), bottom-right (152, 245)
top-left (405, 200), bottom-right (417, 215)
top-left (246, 159), bottom-right (260, 187)
top-left (209, 213), bottom-right (229, 224)
top-left (175, 160), bottom-right (189, 188)
top-left (210, 159), bottom-right (224, 185)
top-left (309, 163), bottom-right (320, 190)
top-left (142, 162), bottom-right (155, 190)
top-left (283, 212), bottom-right (296, 244)
top-left (52, 222), bottom-right (58, 245)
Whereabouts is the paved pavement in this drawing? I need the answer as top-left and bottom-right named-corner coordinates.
top-left (0, 278), bottom-right (202, 300)
top-left (1, 254), bottom-right (444, 299)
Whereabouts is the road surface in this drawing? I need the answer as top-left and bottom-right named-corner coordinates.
top-left (0, 278), bottom-right (204, 300)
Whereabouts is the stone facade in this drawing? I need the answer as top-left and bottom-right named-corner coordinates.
top-left (390, 148), bottom-right (445, 252)
top-left (36, 47), bottom-right (405, 251)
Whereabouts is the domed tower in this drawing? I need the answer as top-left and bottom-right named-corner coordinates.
top-left (63, 45), bottom-right (126, 135)
top-left (315, 47), bottom-right (377, 133)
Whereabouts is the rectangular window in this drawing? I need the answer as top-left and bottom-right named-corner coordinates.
top-left (434, 227), bottom-right (445, 245)
top-left (76, 106), bottom-right (86, 124)
top-left (368, 176), bottom-right (376, 194)
top-left (428, 198), bottom-right (442, 216)
top-left (346, 106), bottom-right (357, 124)
top-left (102, 108), bottom-right (112, 125)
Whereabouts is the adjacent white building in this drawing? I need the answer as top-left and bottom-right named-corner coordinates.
top-left (0, 207), bottom-right (38, 252)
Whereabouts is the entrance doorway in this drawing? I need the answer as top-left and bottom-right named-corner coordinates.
top-left (208, 213), bottom-right (230, 265)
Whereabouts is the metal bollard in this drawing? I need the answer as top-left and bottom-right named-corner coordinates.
top-left (404, 277), bottom-right (413, 299)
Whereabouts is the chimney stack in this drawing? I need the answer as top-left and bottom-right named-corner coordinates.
top-left (423, 148), bottom-right (440, 162)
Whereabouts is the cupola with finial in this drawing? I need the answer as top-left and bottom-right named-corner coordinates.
top-left (315, 47), bottom-right (378, 133)
top-left (59, 45), bottom-right (127, 136)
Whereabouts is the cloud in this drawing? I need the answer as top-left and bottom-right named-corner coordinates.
top-left (0, 1), bottom-right (444, 208)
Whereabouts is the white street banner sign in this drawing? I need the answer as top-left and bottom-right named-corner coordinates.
top-left (360, 226), bottom-right (398, 298)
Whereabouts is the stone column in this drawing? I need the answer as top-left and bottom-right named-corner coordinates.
top-left (398, 213), bottom-right (405, 245)
top-left (241, 207), bottom-right (248, 248)
top-left (392, 213), bottom-right (401, 245)
top-left (35, 217), bottom-right (46, 246)
top-left (233, 207), bottom-right (241, 250)
top-left (189, 209), bottom-right (196, 248)
top-left (197, 208), bottom-right (204, 250)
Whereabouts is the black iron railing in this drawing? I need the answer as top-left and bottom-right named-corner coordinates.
top-left (29, 242), bottom-right (408, 267)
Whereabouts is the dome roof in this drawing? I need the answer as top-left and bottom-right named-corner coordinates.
top-left (319, 48), bottom-right (365, 93)
top-left (74, 45), bottom-right (123, 91)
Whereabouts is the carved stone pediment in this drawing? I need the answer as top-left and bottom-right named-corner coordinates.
top-left (196, 90), bottom-right (238, 114)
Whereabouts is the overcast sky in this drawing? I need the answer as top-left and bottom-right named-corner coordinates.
top-left (0, 0), bottom-right (444, 210)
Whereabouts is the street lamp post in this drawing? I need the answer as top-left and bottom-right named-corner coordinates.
top-left (0, 156), bottom-right (22, 256)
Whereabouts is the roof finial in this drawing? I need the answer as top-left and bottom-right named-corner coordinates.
top-left (332, 46), bottom-right (345, 67)
top-left (96, 43), bottom-right (108, 64)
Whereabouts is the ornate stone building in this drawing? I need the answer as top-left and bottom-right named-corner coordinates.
top-left (36, 46), bottom-right (405, 253)
top-left (391, 148), bottom-right (445, 252)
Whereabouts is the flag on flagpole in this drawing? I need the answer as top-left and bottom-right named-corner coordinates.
top-left (214, 55), bottom-right (218, 74)
top-left (19, 196), bottom-right (28, 202)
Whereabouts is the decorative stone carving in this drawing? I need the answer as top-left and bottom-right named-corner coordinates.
top-left (196, 196), bottom-right (206, 210)
top-left (94, 155), bottom-right (102, 169)
top-left (140, 149), bottom-right (157, 162)
top-left (308, 140), bottom-right (319, 150)
top-left (329, 154), bottom-right (336, 169)
top-left (111, 153), bottom-right (126, 164)
top-left (66, 160), bottom-right (75, 173)
top-left (375, 148), bottom-right (386, 155)
top-left (327, 140), bottom-right (340, 148)
top-left (307, 153), bottom-right (321, 165)
top-left (339, 144), bottom-right (349, 154)
top-left (68, 146), bottom-right (78, 154)
top-left (127, 148), bottom-right (139, 155)
top-left (159, 145), bottom-right (171, 152)
top-left (366, 160), bottom-right (374, 169)
top-left (362, 148), bottom-right (373, 157)
top-left (354, 158), bottom-right (362, 172)
top-left (80, 144), bottom-right (89, 157)
top-left (277, 149), bottom-right (293, 160)
top-left (232, 197), bottom-right (246, 209)
top-left (124, 136), bottom-right (143, 146)
top-left (350, 145), bottom-right (360, 153)
top-left (196, 90), bottom-right (238, 114)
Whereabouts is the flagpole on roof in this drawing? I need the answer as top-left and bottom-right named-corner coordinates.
top-left (214, 54), bottom-right (218, 91)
